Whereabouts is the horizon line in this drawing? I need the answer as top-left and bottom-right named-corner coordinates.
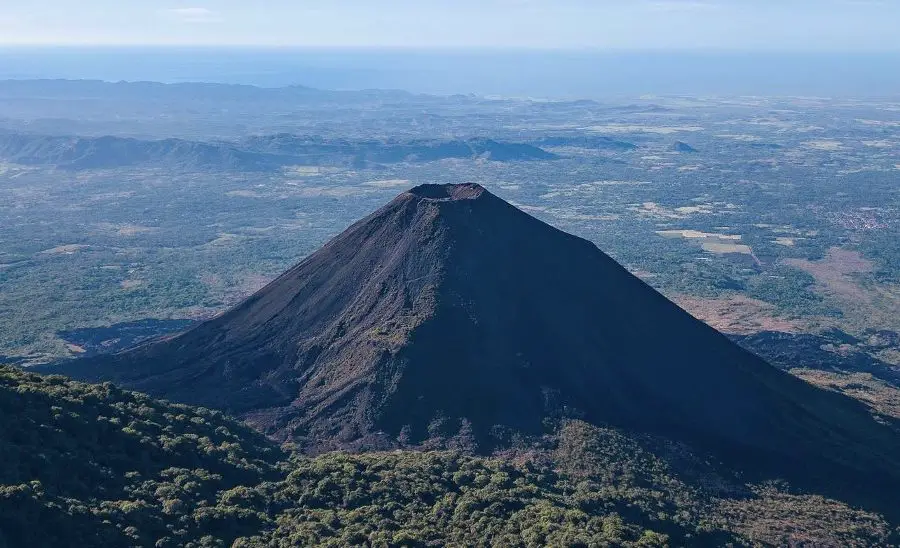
top-left (2, 44), bottom-right (900, 55)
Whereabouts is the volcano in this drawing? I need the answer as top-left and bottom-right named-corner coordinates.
top-left (60, 183), bottom-right (900, 500)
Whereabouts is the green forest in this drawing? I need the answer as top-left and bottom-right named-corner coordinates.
top-left (1, 366), bottom-right (894, 547)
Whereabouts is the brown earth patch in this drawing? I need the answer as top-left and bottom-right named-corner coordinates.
top-left (116, 224), bottom-right (156, 236)
top-left (200, 272), bottom-right (272, 305)
top-left (237, 274), bottom-right (271, 295)
top-left (173, 306), bottom-right (222, 321)
top-left (40, 244), bottom-right (89, 255)
top-left (672, 294), bottom-right (805, 335)
top-left (793, 368), bottom-right (900, 420)
top-left (785, 248), bottom-right (873, 303)
top-left (120, 280), bottom-right (144, 290)
top-left (65, 344), bottom-right (87, 355)
top-left (784, 247), bottom-right (900, 333)
top-left (715, 485), bottom-right (891, 547)
top-left (875, 348), bottom-right (900, 367)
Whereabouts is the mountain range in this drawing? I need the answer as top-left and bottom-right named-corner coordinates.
top-left (239, 134), bottom-right (557, 164)
top-left (0, 132), bottom-right (555, 171)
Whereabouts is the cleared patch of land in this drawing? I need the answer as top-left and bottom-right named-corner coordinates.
top-left (39, 244), bottom-right (89, 255)
top-left (784, 247), bottom-right (900, 333)
top-left (657, 229), bottom-right (753, 255)
top-left (716, 133), bottom-right (763, 141)
top-left (96, 223), bottom-right (158, 236)
top-left (226, 190), bottom-right (265, 198)
top-left (65, 343), bottom-right (86, 354)
top-left (120, 280), bottom-right (144, 290)
top-left (288, 185), bottom-right (376, 198)
top-left (785, 248), bottom-right (873, 302)
top-left (284, 166), bottom-right (339, 176)
top-left (634, 202), bottom-right (715, 219)
top-left (203, 233), bottom-right (241, 247)
top-left (715, 485), bottom-right (892, 548)
top-left (362, 179), bottom-right (412, 188)
top-left (793, 368), bottom-right (900, 420)
top-left (584, 124), bottom-right (704, 134)
top-left (862, 140), bottom-right (895, 149)
top-left (857, 119), bottom-right (900, 128)
top-left (802, 140), bottom-right (845, 151)
top-left (702, 241), bottom-right (753, 254)
top-left (673, 294), bottom-right (805, 334)
top-left (658, 229), bottom-right (741, 240)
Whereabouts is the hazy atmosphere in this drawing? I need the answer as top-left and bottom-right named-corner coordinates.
top-left (2, 1), bottom-right (900, 546)
top-left (3, 1), bottom-right (900, 97)
top-left (1, 0), bottom-right (899, 50)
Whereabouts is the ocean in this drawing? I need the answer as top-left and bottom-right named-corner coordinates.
top-left (1, 47), bottom-right (898, 98)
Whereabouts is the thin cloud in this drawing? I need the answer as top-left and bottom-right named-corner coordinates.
top-left (645, 1), bottom-right (721, 11)
top-left (162, 7), bottom-right (223, 23)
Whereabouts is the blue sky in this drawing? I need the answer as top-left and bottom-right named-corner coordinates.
top-left (0, 0), bottom-right (897, 50)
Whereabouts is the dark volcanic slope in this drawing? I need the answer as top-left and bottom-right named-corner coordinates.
top-left (61, 184), bottom-right (900, 502)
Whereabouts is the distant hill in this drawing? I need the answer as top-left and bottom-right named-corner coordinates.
top-left (747, 142), bottom-right (784, 150)
top-left (0, 132), bottom-right (554, 171)
top-left (0, 133), bottom-right (282, 171)
top-left (241, 134), bottom-right (557, 164)
top-left (672, 141), bottom-right (698, 153)
top-left (604, 104), bottom-right (673, 114)
top-left (0, 79), bottom-right (415, 104)
top-left (59, 184), bottom-right (900, 520)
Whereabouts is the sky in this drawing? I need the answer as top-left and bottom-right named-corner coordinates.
top-left (0, 0), bottom-right (898, 50)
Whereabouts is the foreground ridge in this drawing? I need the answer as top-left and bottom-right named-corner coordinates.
top-left (2, 365), bottom-right (895, 547)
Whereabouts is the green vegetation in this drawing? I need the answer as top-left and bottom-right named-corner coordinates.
top-left (243, 452), bottom-right (669, 547)
top-left (1, 83), bottom-right (899, 544)
top-left (2, 88), bottom-right (900, 373)
top-left (744, 265), bottom-right (839, 318)
top-left (2, 91), bottom-right (900, 367)
top-left (0, 366), bottom-right (283, 547)
top-left (2, 366), bottom-right (896, 547)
